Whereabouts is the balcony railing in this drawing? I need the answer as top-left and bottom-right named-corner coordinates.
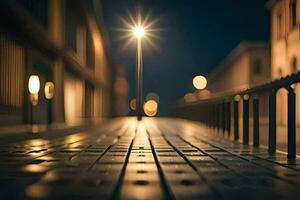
top-left (171, 72), bottom-right (300, 159)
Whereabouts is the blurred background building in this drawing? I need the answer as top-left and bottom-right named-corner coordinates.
top-left (267, 0), bottom-right (300, 125)
top-left (193, 41), bottom-right (271, 123)
top-left (0, 0), bottom-right (114, 127)
top-left (206, 41), bottom-right (270, 94)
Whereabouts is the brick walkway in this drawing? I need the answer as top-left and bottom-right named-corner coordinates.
top-left (0, 118), bottom-right (300, 200)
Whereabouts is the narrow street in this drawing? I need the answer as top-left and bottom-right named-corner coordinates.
top-left (1, 118), bottom-right (299, 200)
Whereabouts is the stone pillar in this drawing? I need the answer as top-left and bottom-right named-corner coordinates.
top-left (49, 0), bottom-right (65, 124)
top-left (268, 90), bottom-right (277, 153)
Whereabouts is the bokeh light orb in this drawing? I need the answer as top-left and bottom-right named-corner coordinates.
top-left (184, 93), bottom-right (196, 103)
top-left (44, 82), bottom-right (55, 100)
top-left (146, 92), bottom-right (160, 103)
top-left (143, 100), bottom-right (158, 117)
top-left (193, 75), bottom-right (207, 90)
top-left (130, 98), bottom-right (136, 111)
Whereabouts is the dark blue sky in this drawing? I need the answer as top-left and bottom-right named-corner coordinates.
top-left (101, 0), bottom-right (270, 115)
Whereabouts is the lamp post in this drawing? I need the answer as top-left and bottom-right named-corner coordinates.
top-left (133, 26), bottom-right (145, 121)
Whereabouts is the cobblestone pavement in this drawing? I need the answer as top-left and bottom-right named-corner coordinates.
top-left (1, 117), bottom-right (300, 200)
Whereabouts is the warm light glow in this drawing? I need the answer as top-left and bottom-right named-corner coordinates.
top-left (143, 100), bottom-right (158, 117)
top-left (22, 164), bottom-right (48, 173)
top-left (44, 82), bottom-right (54, 99)
top-left (64, 133), bottom-right (86, 146)
top-left (146, 92), bottom-right (160, 103)
top-left (27, 139), bottom-right (49, 147)
top-left (243, 94), bottom-right (250, 100)
top-left (30, 93), bottom-right (39, 106)
top-left (130, 98), bottom-right (137, 111)
top-left (195, 89), bottom-right (211, 100)
top-left (184, 93), bottom-right (196, 103)
top-left (117, 10), bottom-right (161, 52)
top-left (193, 75), bottom-right (207, 90)
top-left (133, 26), bottom-right (145, 38)
top-left (28, 75), bottom-right (40, 94)
top-left (234, 95), bottom-right (241, 101)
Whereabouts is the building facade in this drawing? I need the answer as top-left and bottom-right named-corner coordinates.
top-left (202, 41), bottom-right (271, 127)
top-left (206, 41), bottom-right (271, 95)
top-left (0, 0), bottom-right (114, 126)
top-left (267, 0), bottom-right (300, 125)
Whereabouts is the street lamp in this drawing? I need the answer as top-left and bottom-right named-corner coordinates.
top-left (133, 26), bottom-right (145, 121)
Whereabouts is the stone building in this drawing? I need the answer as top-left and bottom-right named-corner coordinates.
top-left (0, 0), bottom-right (114, 127)
top-left (267, 0), bottom-right (300, 125)
top-left (207, 41), bottom-right (271, 95)
top-left (204, 41), bottom-right (271, 128)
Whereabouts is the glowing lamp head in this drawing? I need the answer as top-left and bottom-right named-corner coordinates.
top-left (28, 75), bottom-right (40, 94)
top-left (44, 82), bottom-right (55, 100)
top-left (133, 26), bottom-right (145, 38)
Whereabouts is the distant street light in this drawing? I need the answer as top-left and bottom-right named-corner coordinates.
top-left (143, 100), bottom-right (158, 117)
top-left (28, 75), bottom-right (40, 106)
top-left (133, 25), bottom-right (145, 121)
top-left (44, 82), bottom-right (54, 100)
top-left (28, 75), bottom-right (40, 95)
top-left (44, 81), bottom-right (55, 125)
top-left (193, 75), bottom-right (207, 90)
top-left (28, 75), bottom-right (40, 126)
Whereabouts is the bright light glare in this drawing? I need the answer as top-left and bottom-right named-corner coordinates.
top-left (143, 100), bottom-right (158, 117)
top-left (133, 26), bottom-right (145, 38)
top-left (116, 10), bottom-right (161, 51)
top-left (193, 75), bottom-right (207, 90)
top-left (28, 75), bottom-right (40, 94)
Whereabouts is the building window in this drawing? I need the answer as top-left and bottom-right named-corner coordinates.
top-left (277, 12), bottom-right (283, 39)
top-left (290, 0), bottom-right (297, 29)
top-left (253, 59), bottom-right (263, 75)
top-left (291, 57), bottom-right (298, 73)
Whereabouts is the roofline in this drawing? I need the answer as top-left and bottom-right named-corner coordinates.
top-left (207, 41), bottom-right (269, 83)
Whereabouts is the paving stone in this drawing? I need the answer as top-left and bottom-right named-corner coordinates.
top-left (0, 118), bottom-right (300, 199)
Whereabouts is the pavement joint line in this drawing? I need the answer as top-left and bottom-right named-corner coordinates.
top-left (2, 118), bottom-right (300, 199)
top-left (10, 123), bottom-right (123, 168)
top-left (86, 125), bottom-right (129, 171)
top-left (178, 135), bottom-right (251, 180)
top-left (110, 130), bottom-right (135, 200)
top-left (192, 134), bottom-right (300, 187)
top-left (146, 126), bottom-right (176, 200)
top-left (69, 123), bottom-right (125, 160)
top-left (159, 129), bottom-right (224, 200)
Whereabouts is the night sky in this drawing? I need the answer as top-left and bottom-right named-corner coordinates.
top-left (101, 0), bottom-right (270, 115)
